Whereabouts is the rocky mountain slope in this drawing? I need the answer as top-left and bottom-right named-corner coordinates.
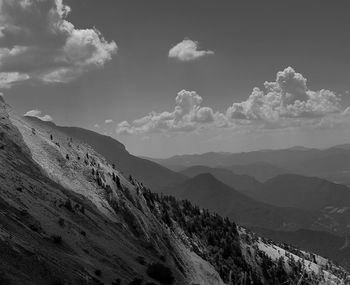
top-left (25, 117), bottom-right (187, 190)
top-left (1, 98), bottom-right (223, 285)
top-left (1, 97), bottom-right (349, 284)
top-left (252, 227), bottom-right (350, 272)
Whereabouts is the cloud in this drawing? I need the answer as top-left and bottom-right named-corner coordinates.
top-left (0, 72), bottom-right (29, 88)
top-left (117, 67), bottom-right (350, 136)
top-left (24, 110), bottom-right (53, 121)
top-left (227, 67), bottom-right (343, 128)
top-left (168, 38), bottom-right (214, 61)
top-left (116, 90), bottom-right (227, 135)
top-left (0, 0), bottom-right (117, 86)
top-left (104, 119), bottom-right (113, 124)
top-left (93, 123), bottom-right (100, 128)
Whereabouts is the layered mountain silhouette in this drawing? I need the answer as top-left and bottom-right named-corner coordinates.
top-left (151, 146), bottom-right (350, 186)
top-left (181, 166), bottom-right (350, 212)
top-left (161, 173), bottom-right (314, 231)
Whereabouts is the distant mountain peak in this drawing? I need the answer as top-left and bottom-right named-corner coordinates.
top-left (190, 172), bottom-right (220, 182)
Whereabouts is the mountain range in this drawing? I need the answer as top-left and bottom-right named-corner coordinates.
top-left (161, 173), bottom-right (315, 231)
top-left (180, 166), bottom-right (350, 212)
top-left (150, 145), bottom-right (350, 187)
top-left (1, 96), bottom-right (349, 284)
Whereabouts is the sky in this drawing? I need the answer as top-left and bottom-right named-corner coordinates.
top-left (1, 0), bottom-right (350, 158)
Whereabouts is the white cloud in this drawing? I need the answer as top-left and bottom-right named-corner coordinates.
top-left (0, 0), bottom-right (117, 85)
top-left (117, 67), bottom-right (350, 135)
top-left (93, 123), bottom-right (100, 128)
top-left (227, 67), bottom-right (343, 128)
top-left (0, 72), bottom-right (29, 88)
top-left (104, 119), bottom-right (113, 124)
top-left (168, 38), bottom-right (214, 61)
top-left (24, 110), bottom-right (53, 121)
top-left (116, 90), bottom-right (227, 135)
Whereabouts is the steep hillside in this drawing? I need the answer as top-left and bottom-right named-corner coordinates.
top-left (253, 227), bottom-right (350, 271)
top-left (1, 98), bottom-right (349, 284)
top-left (142, 189), bottom-right (350, 284)
top-left (1, 99), bottom-right (224, 284)
top-left (25, 117), bottom-right (187, 190)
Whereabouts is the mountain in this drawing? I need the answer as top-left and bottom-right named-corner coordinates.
top-left (150, 152), bottom-right (233, 170)
top-left (331, 143), bottom-right (350, 150)
top-left (179, 166), bottom-right (350, 213)
top-left (179, 165), bottom-right (350, 235)
top-left (1, 98), bottom-right (349, 284)
top-left (226, 162), bottom-right (289, 182)
top-left (258, 174), bottom-right (350, 211)
top-left (180, 165), bottom-right (261, 194)
top-left (161, 173), bottom-right (314, 231)
top-left (3, 100), bottom-right (214, 284)
top-left (152, 147), bottom-right (350, 186)
top-left (26, 117), bottom-right (187, 190)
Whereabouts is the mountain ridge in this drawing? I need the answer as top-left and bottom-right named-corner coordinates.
top-left (0, 100), bottom-right (346, 284)
top-left (25, 116), bottom-right (187, 190)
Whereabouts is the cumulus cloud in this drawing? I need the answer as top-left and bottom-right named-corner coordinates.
top-left (227, 67), bottom-right (343, 128)
top-left (105, 119), bottom-right (113, 124)
top-left (0, 0), bottom-right (117, 86)
top-left (117, 67), bottom-right (350, 135)
top-left (168, 38), bottom-right (214, 61)
top-left (0, 72), bottom-right (29, 88)
top-left (116, 90), bottom-right (227, 135)
top-left (24, 110), bottom-right (53, 121)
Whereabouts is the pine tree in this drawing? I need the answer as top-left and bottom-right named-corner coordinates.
top-left (116, 176), bottom-right (121, 189)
